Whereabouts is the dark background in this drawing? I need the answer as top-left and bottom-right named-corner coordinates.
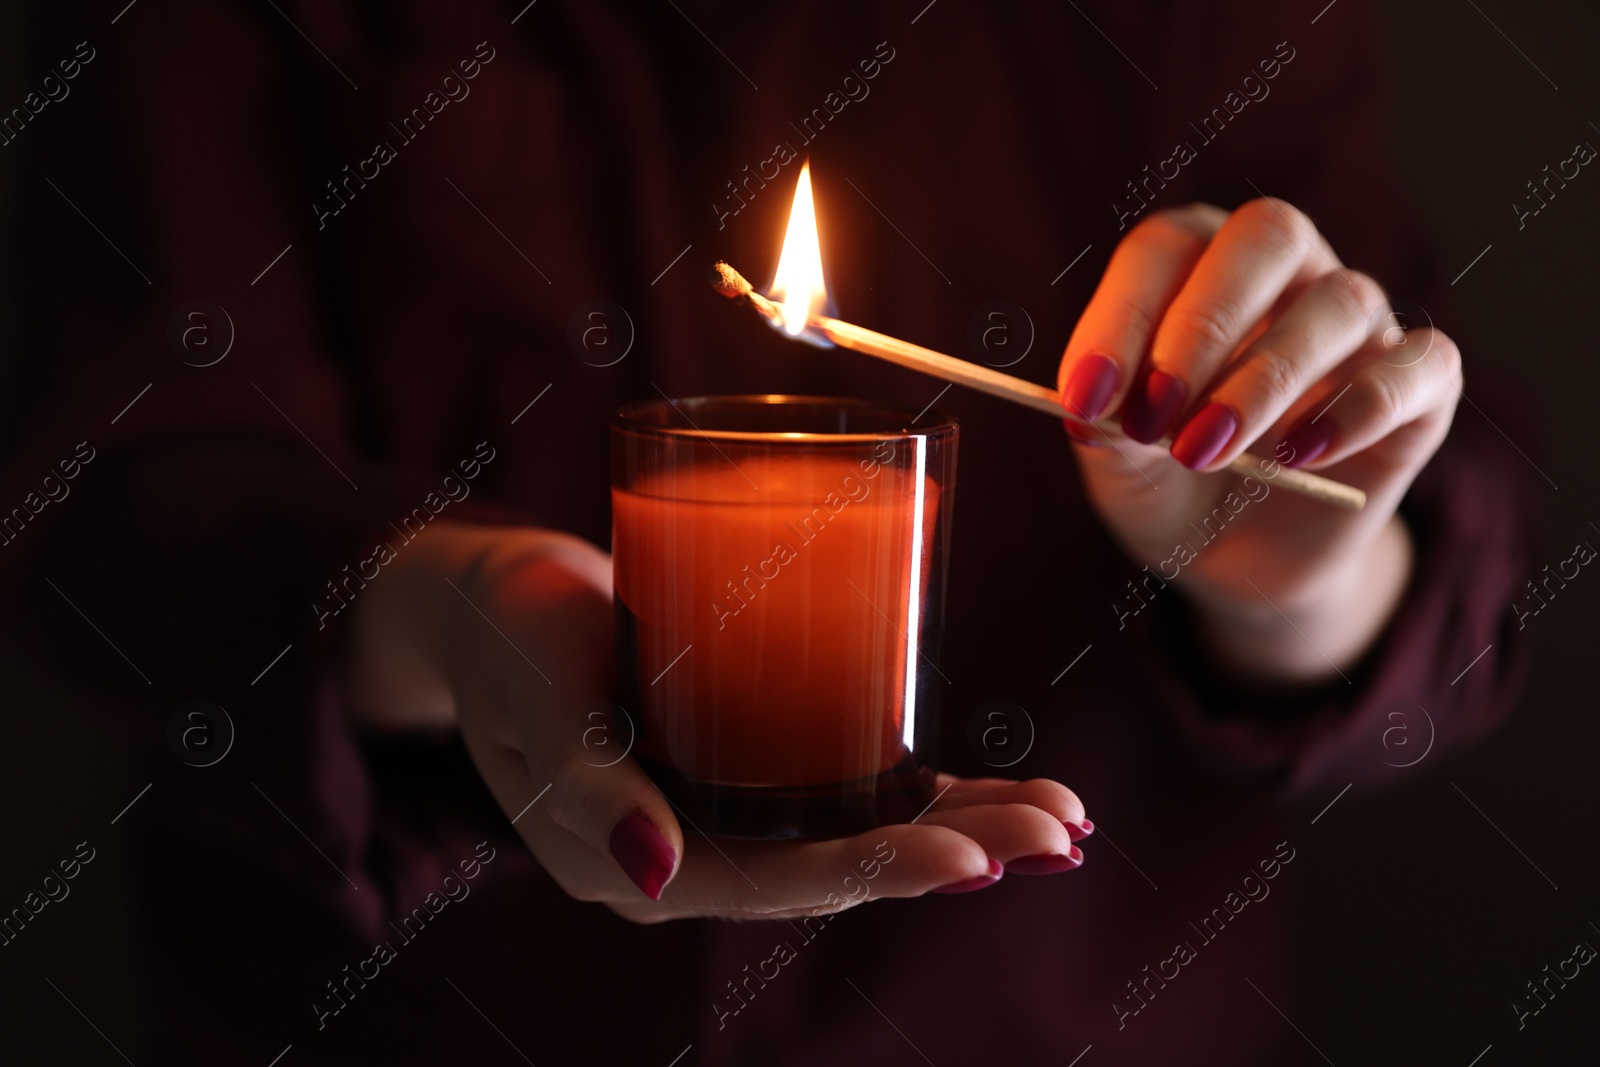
top-left (0, 1), bottom-right (1596, 1063)
top-left (1291, 3), bottom-right (1600, 1064)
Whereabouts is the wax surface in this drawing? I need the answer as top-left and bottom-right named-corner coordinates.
top-left (614, 450), bottom-right (939, 787)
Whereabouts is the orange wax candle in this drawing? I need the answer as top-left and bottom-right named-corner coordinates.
top-left (614, 449), bottom-right (939, 787)
top-left (611, 395), bottom-right (957, 838)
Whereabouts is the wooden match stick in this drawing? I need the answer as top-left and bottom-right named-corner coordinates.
top-left (710, 261), bottom-right (1366, 511)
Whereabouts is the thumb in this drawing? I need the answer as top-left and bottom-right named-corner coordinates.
top-left (483, 541), bottom-right (686, 902)
top-left (528, 697), bottom-right (685, 901)
top-left (1063, 416), bottom-right (1181, 507)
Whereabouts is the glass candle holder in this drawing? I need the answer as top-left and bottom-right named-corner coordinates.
top-left (611, 395), bottom-right (958, 840)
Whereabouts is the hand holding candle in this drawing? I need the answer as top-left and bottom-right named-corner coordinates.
top-left (342, 521), bottom-right (1092, 920)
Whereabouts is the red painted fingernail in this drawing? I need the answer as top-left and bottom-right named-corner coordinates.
top-left (1005, 847), bottom-right (1084, 875)
top-left (931, 858), bottom-right (1003, 894)
top-left (1062, 417), bottom-right (1104, 447)
top-left (1120, 369), bottom-right (1188, 444)
top-left (1066, 818), bottom-right (1094, 841)
top-left (1278, 418), bottom-right (1336, 469)
top-left (1170, 402), bottom-right (1240, 470)
top-left (1062, 354), bottom-right (1121, 423)
top-left (609, 811), bottom-right (676, 900)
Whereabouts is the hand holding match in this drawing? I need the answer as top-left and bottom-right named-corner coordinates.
top-left (709, 260), bottom-right (1367, 510)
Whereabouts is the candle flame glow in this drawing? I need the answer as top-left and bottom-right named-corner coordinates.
top-left (770, 162), bottom-right (827, 336)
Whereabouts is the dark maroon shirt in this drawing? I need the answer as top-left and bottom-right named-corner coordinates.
top-left (0, 1), bottom-right (1535, 1063)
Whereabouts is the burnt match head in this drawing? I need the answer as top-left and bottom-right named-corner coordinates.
top-left (708, 260), bottom-right (753, 300)
top-left (708, 259), bottom-right (784, 328)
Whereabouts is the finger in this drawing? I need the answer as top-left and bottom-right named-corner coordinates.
top-left (536, 735), bottom-right (685, 903)
top-left (646, 821), bottom-right (995, 919)
top-left (457, 731), bottom-right (670, 910)
top-left (484, 553), bottom-right (685, 902)
top-left (916, 803), bottom-right (1081, 873)
top-left (1168, 269), bottom-right (1388, 470)
top-left (467, 556), bottom-right (684, 908)
top-left (1124, 198), bottom-right (1330, 445)
top-left (1276, 328), bottom-right (1463, 471)
top-left (1056, 205), bottom-right (1225, 440)
top-left (932, 774), bottom-right (1088, 830)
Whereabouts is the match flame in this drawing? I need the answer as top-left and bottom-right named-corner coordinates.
top-left (770, 162), bottom-right (827, 336)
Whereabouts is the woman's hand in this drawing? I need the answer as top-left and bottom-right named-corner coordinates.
top-left (1056, 199), bottom-right (1461, 684)
top-left (342, 522), bottom-right (1090, 923)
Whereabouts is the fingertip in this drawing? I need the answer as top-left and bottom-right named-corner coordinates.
top-left (1170, 401), bottom-right (1240, 471)
top-left (541, 742), bottom-right (684, 886)
top-left (1061, 353), bottom-right (1122, 423)
top-left (872, 823), bottom-right (993, 896)
top-left (1122, 369), bottom-right (1189, 444)
top-left (608, 810), bottom-right (678, 900)
top-left (1278, 418), bottom-right (1336, 469)
top-left (1019, 778), bottom-right (1086, 826)
top-left (930, 858), bottom-right (1003, 894)
top-left (931, 776), bottom-right (1085, 827)
top-left (1004, 846), bottom-right (1083, 875)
